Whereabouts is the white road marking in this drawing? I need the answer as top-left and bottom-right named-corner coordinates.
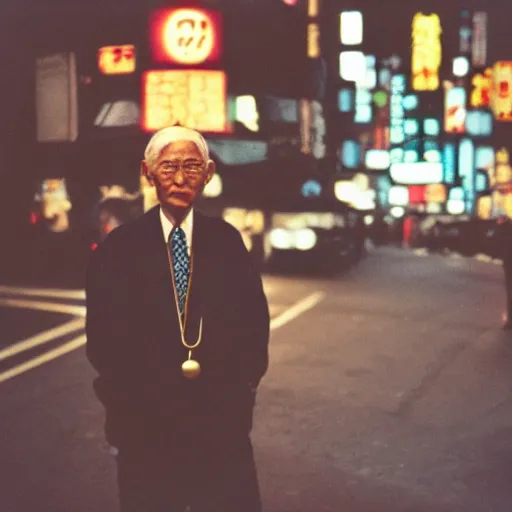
top-left (0, 286), bottom-right (324, 384)
top-left (0, 334), bottom-right (86, 384)
top-left (0, 298), bottom-right (86, 317)
top-left (0, 318), bottom-right (85, 362)
top-left (0, 285), bottom-right (85, 300)
top-left (270, 291), bottom-right (325, 331)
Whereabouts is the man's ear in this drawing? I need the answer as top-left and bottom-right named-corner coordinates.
top-left (141, 160), bottom-right (154, 185)
top-left (204, 159), bottom-right (216, 185)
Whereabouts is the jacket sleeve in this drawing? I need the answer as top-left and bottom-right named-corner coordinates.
top-left (85, 239), bottom-right (132, 411)
top-left (226, 225), bottom-right (270, 390)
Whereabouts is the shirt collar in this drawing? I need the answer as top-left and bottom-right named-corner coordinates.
top-left (159, 206), bottom-right (194, 251)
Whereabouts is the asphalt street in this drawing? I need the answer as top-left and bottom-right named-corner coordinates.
top-left (1, 247), bottom-right (511, 512)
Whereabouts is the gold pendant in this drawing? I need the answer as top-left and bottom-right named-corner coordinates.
top-left (182, 359), bottom-right (201, 379)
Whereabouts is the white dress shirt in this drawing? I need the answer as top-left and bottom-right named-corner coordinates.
top-left (159, 207), bottom-right (193, 256)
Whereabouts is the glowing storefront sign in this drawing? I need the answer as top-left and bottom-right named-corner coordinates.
top-left (465, 110), bottom-right (493, 137)
top-left (403, 94), bottom-right (419, 111)
top-left (340, 11), bottom-right (363, 46)
top-left (150, 8), bottom-right (222, 65)
top-left (338, 89), bottom-right (354, 112)
top-left (404, 150), bottom-right (419, 163)
top-left (477, 196), bottom-right (492, 218)
top-left (443, 144), bottom-right (456, 184)
top-left (404, 119), bottom-right (419, 136)
top-left (444, 83), bottom-right (467, 133)
top-left (408, 185), bottom-right (425, 204)
top-left (308, 0), bottom-right (319, 17)
top-left (491, 62), bottom-right (512, 121)
top-left (355, 88), bottom-right (372, 124)
top-left (447, 199), bottom-right (465, 215)
top-left (459, 138), bottom-right (475, 211)
top-left (373, 90), bottom-right (388, 108)
top-left (310, 101), bottom-right (326, 159)
top-left (339, 51), bottom-right (366, 83)
top-left (390, 162), bottom-right (443, 185)
top-left (235, 95), bottom-right (259, 132)
top-left (496, 147), bottom-right (512, 185)
top-left (459, 26), bottom-right (471, 54)
top-left (98, 45), bottom-right (135, 75)
top-left (411, 13), bottom-right (442, 91)
top-left (471, 68), bottom-right (491, 107)
top-left (388, 186), bottom-right (409, 206)
top-left (459, 139), bottom-right (474, 179)
top-left (307, 23), bottom-right (320, 58)
top-left (424, 183), bottom-right (447, 203)
top-left (365, 149), bottom-right (390, 170)
top-left (142, 70), bottom-right (228, 133)
top-left (341, 140), bottom-right (360, 168)
top-left (475, 146), bottom-right (494, 171)
top-left (390, 148), bottom-right (404, 164)
top-left (472, 12), bottom-right (487, 68)
top-left (390, 74), bottom-right (406, 146)
top-left (424, 118), bottom-right (440, 136)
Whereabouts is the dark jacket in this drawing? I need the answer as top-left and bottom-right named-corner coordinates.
top-left (85, 206), bottom-right (270, 453)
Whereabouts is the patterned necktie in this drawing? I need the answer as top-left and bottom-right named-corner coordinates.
top-left (170, 227), bottom-right (190, 314)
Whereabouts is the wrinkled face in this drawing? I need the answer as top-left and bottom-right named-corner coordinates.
top-left (142, 140), bottom-right (214, 213)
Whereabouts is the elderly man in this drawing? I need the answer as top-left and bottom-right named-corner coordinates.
top-left (85, 126), bottom-right (270, 512)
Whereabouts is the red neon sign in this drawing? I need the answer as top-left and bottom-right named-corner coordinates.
top-left (149, 7), bottom-right (222, 65)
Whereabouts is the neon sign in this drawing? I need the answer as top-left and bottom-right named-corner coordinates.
top-left (308, 23), bottom-right (320, 58)
top-left (411, 13), bottom-right (442, 91)
top-left (340, 11), bottom-right (363, 46)
top-left (471, 68), bottom-right (492, 107)
top-left (390, 74), bottom-right (406, 146)
top-left (150, 8), bottom-right (222, 65)
top-left (142, 70), bottom-right (228, 133)
top-left (98, 45), bottom-right (135, 75)
top-left (472, 12), bottom-right (487, 68)
top-left (444, 83), bottom-right (466, 133)
top-left (491, 62), bottom-right (512, 121)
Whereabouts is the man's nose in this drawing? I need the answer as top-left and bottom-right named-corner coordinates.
top-left (174, 170), bottom-right (186, 185)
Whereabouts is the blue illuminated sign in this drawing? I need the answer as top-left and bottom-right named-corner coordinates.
top-left (341, 140), bottom-right (361, 168)
top-left (443, 143), bottom-right (456, 184)
top-left (301, 180), bottom-right (322, 197)
top-left (390, 75), bottom-right (406, 146)
top-left (338, 89), bottom-right (353, 112)
top-left (424, 118), bottom-right (440, 136)
top-left (465, 111), bottom-right (493, 137)
top-left (459, 139), bottom-right (475, 212)
top-left (402, 94), bottom-right (419, 111)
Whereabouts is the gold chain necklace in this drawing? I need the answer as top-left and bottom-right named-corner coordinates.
top-left (166, 230), bottom-right (203, 379)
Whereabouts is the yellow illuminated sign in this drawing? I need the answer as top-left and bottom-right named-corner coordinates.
top-left (476, 196), bottom-right (492, 219)
top-left (471, 68), bottom-right (492, 107)
top-left (308, 0), bottom-right (319, 17)
top-left (491, 61), bottom-right (512, 122)
top-left (98, 45), bottom-right (135, 75)
top-left (307, 23), bottom-right (320, 58)
top-left (142, 70), bottom-right (228, 133)
top-left (424, 183), bottom-right (446, 203)
top-left (495, 147), bottom-right (512, 186)
top-left (411, 13), bottom-right (442, 91)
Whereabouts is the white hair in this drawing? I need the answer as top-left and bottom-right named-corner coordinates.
top-left (144, 126), bottom-right (210, 169)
